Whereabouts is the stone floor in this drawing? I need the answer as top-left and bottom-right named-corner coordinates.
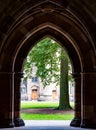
top-left (0, 120), bottom-right (96, 130)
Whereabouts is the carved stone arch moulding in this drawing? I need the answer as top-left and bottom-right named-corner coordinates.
top-left (14, 25), bottom-right (81, 74)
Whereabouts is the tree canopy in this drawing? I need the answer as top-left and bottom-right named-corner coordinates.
top-left (23, 37), bottom-right (72, 87)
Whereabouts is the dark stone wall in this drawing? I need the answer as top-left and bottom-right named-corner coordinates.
top-left (0, 0), bottom-right (96, 128)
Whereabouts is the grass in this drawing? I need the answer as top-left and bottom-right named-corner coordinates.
top-left (21, 101), bottom-right (74, 109)
top-left (21, 113), bottom-right (74, 120)
top-left (21, 101), bottom-right (59, 109)
top-left (20, 101), bottom-right (74, 120)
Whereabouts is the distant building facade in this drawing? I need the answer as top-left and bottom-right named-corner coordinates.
top-left (21, 76), bottom-right (74, 102)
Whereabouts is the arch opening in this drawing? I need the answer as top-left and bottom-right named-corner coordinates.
top-left (11, 24), bottom-right (81, 126)
top-left (12, 22), bottom-right (82, 127)
top-left (20, 36), bottom-right (75, 125)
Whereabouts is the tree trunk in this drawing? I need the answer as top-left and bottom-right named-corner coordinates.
top-left (59, 49), bottom-right (71, 110)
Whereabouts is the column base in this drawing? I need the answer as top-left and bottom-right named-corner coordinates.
top-left (14, 118), bottom-right (25, 127)
top-left (81, 123), bottom-right (96, 129)
top-left (0, 119), bottom-right (14, 128)
top-left (70, 117), bottom-right (81, 127)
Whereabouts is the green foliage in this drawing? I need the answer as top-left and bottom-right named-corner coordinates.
top-left (23, 37), bottom-right (72, 87)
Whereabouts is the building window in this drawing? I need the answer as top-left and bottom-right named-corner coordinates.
top-left (32, 77), bottom-right (38, 83)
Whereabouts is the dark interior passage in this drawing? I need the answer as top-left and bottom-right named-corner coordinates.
top-left (0, 0), bottom-right (96, 129)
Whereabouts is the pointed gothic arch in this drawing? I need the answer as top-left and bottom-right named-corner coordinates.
top-left (0, 0), bottom-right (96, 128)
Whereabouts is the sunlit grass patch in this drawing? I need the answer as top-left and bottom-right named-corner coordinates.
top-left (21, 113), bottom-right (74, 120)
top-left (21, 101), bottom-right (59, 109)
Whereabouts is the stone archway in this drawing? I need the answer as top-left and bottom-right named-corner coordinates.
top-left (0, 0), bottom-right (96, 129)
top-left (14, 28), bottom-right (82, 127)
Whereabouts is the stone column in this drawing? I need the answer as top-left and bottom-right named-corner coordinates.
top-left (14, 72), bottom-right (25, 127)
top-left (70, 73), bottom-right (81, 127)
top-left (81, 72), bottom-right (96, 128)
top-left (0, 72), bottom-right (14, 128)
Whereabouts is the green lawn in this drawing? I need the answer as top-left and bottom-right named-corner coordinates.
top-left (21, 101), bottom-right (59, 109)
top-left (21, 113), bottom-right (74, 120)
top-left (21, 101), bottom-right (74, 109)
top-left (21, 101), bottom-right (74, 120)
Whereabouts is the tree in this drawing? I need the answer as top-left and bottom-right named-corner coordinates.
top-left (23, 37), bottom-right (72, 110)
top-left (59, 48), bottom-right (70, 109)
top-left (24, 38), bottom-right (61, 86)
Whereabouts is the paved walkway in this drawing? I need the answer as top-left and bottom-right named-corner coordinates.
top-left (25, 120), bottom-right (71, 126)
top-left (1, 120), bottom-right (96, 130)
